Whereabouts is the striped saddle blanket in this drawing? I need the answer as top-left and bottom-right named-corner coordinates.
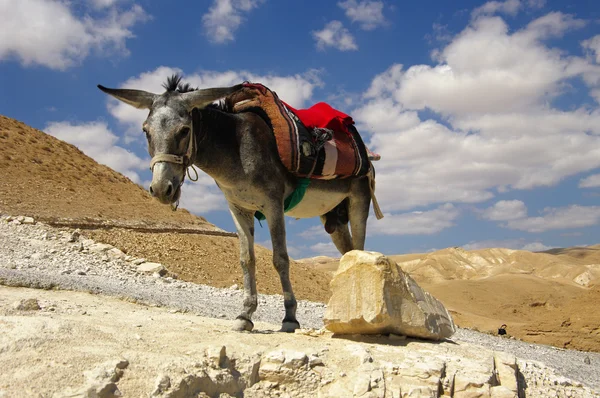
top-left (224, 83), bottom-right (378, 179)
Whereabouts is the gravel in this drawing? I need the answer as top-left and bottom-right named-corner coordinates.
top-left (1, 215), bottom-right (599, 391)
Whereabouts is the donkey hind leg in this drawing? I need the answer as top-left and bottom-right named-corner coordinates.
top-left (320, 213), bottom-right (353, 255)
top-left (348, 177), bottom-right (371, 251)
top-left (264, 203), bottom-right (300, 332)
top-left (229, 205), bottom-right (257, 332)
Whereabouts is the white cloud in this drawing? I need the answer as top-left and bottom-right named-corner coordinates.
top-left (338, 0), bottom-right (385, 30)
top-left (520, 242), bottom-right (553, 252)
top-left (298, 225), bottom-right (328, 240)
top-left (178, 174), bottom-right (229, 214)
top-left (368, 204), bottom-right (460, 236)
top-left (312, 21), bottom-right (358, 51)
top-left (579, 173), bottom-right (600, 188)
top-left (44, 121), bottom-right (147, 183)
top-left (0, 0), bottom-right (148, 70)
top-left (505, 205), bottom-right (600, 232)
top-left (582, 35), bottom-right (600, 64)
top-left (376, 15), bottom-right (590, 115)
top-left (89, 0), bottom-right (121, 9)
top-left (461, 238), bottom-right (554, 251)
top-left (104, 66), bottom-right (323, 142)
top-left (352, 11), bottom-right (600, 212)
top-left (472, 0), bottom-right (522, 18)
top-left (482, 200), bottom-right (527, 221)
top-left (352, 98), bottom-right (420, 135)
top-left (202, 0), bottom-right (264, 44)
top-left (309, 242), bottom-right (341, 257)
top-left (472, 0), bottom-right (546, 19)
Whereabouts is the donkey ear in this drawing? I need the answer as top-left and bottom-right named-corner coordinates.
top-left (97, 85), bottom-right (156, 109)
top-left (180, 84), bottom-right (243, 110)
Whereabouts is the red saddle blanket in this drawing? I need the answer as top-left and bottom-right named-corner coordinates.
top-left (224, 83), bottom-right (375, 179)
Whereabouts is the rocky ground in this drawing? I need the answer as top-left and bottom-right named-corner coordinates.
top-left (1, 216), bottom-right (599, 397)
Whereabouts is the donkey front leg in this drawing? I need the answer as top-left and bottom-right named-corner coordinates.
top-left (265, 205), bottom-right (300, 332)
top-left (229, 204), bottom-right (257, 332)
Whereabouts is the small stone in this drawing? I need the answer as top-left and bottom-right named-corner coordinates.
top-left (31, 252), bottom-right (47, 260)
top-left (22, 216), bottom-right (35, 225)
top-left (76, 270), bottom-right (87, 276)
top-left (353, 374), bottom-right (371, 396)
top-left (584, 356), bottom-right (591, 365)
top-left (88, 243), bottom-right (114, 253)
top-left (206, 346), bottom-right (227, 368)
top-left (229, 284), bottom-right (239, 290)
top-left (132, 258), bottom-right (146, 265)
top-left (137, 262), bottom-right (166, 275)
top-left (308, 355), bottom-right (323, 367)
top-left (152, 375), bottom-right (171, 396)
top-left (13, 298), bottom-right (41, 311)
top-left (115, 360), bottom-right (129, 370)
top-left (68, 230), bottom-right (80, 242)
top-left (107, 248), bottom-right (125, 260)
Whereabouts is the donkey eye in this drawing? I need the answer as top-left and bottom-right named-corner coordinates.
top-left (176, 127), bottom-right (190, 140)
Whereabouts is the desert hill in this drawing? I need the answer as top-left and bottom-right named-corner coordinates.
top-left (300, 246), bottom-right (600, 352)
top-left (391, 246), bottom-right (600, 287)
top-left (0, 116), bottom-right (331, 302)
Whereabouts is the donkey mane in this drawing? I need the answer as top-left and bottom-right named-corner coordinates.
top-left (162, 74), bottom-right (197, 93)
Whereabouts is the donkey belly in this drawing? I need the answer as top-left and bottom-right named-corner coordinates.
top-left (285, 185), bottom-right (348, 219)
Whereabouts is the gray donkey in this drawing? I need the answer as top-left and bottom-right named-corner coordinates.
top-left (98, 76), bottom-right (380, 333)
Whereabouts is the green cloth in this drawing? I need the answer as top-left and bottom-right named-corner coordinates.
top-left (254, 178), bottom-right (310, 221)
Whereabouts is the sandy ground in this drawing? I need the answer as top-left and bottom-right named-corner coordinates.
top-left (2, 286), bottom-right (599, 397)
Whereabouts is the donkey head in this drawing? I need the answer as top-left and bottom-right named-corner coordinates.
top-left (98, 75), bottom-right (240, 206)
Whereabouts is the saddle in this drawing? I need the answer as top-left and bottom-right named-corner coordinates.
top-left (224, 83), bottom-right (379, 180)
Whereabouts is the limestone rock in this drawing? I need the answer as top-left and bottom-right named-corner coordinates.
top-left (494, 352), bottom-right (518, 394)
top-left (137, 262), bottom-right (166, 275)
top-left (62, 359), bottom-right (129, 398)
top-left (324, 250), bottom-right (455, 340)
top-left (152, 375), bottom-right (171, 396)
top-left (13, 298), bottom-right (41, 311)
top-left (21, 216), bottom-right (35, 225)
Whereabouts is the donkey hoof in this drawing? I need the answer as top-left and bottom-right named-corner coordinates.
top-left (233, 317), bottom-right (254, 332)
top-left (280, 321), bottom-right (300, 333)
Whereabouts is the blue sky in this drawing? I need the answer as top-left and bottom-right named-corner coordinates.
top-left (1, 0), bottom-right (600, 257)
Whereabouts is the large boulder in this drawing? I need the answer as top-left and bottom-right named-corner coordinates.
top-left (324, 250), bottom-right (455, 340)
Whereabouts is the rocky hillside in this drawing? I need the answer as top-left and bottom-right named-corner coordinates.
top-left (0, 115), bottom-right (331, 302)
top-left (392, 246), bottom-right (600, 287)
top-left (0, 116), bottom-right (216, 229)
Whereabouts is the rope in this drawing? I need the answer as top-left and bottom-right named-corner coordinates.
top-left (368, 164), bottom-right (384, 220)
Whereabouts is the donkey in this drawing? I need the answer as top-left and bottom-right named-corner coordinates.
top-left (98, 76), bottom-right (376, 332)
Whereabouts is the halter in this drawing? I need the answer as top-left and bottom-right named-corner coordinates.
top-left (149, 111), bottom-right (199, 210)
